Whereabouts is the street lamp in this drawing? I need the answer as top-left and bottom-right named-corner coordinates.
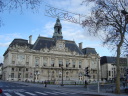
top-left (33, 67), bottom-right (36, 83)
top-left (96, 58), bottom-right (100, 93)
top-left (23, 68), bottom-right (24, 82)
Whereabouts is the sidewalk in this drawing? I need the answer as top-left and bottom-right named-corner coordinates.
top-left (13, 81), bottom-right (128, 96)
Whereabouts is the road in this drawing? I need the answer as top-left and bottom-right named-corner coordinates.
top-left (0, 81), bottom-right (104, 96)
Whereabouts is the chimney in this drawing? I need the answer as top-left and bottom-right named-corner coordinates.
top-left (79, 42), bottom-right (82, 50)
top-left (29, 35), bottom-right (32, 44)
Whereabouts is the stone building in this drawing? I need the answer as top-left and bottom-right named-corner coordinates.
top-left (0, 63), bottom-right (3, 79)
top-left (3, 18), bottom-right (100, 84)
top-left (100, 56), bottom-right (128, 81)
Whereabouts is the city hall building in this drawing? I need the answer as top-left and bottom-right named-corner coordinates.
top-left (3, 18), bottom-right (100, 84)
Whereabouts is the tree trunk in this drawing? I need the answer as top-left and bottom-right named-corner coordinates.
top-left (115, 33), bottom-right (124, 94)
top-left (115, 45), bottom-right (121, 94)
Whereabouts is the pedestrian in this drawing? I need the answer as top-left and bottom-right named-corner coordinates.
top-left (122, 81), bottom-right (125, 88)
top-left (75, 82), bottom-right (76, 85)
top-left (44, 80), bottom-right (47, 87)
top-left (84, 80), bottom-right (88, 88)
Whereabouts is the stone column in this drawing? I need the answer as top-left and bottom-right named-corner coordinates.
top-left (63, 58), bottom-right (66, 68)
top-left (76, 59), bottom-right (78, 68)
top-left (9, 53), bottom-right (12, 66)
top-left (55, 58), bottom-right (58, 67)
top-left (29, 55), bottom-right (33, 67)
top-left (41, 57), bottom-right (44, 67)
top-left (48, 57), bottom-right (51, 67)
top-left (69, 59), bottom-right (72, 67)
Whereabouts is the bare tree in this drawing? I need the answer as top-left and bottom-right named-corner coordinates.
top-left (82, 0), bottom-right (128, 94)
top-left (0, 0), bottom-right (42, 26)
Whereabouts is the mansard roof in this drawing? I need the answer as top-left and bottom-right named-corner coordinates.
top-left (100, 56), bottom-right (127, 66)
top-left (32, 36), bottom-right (83, 55)
top-left (32, 36), bottom-right (55, 50)
top-left (65, 40), bottom-right (83, 55)
top-left (10, 38), bottom-right (33, 48)
top-left (82, 47), bottom-right (97, 55)
top-left (9, 38), bottom-right (29, 47)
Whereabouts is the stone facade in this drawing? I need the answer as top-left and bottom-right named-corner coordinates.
top-left (0, 63), bottom-right (2, 79)
top-left (3, 18), bottom-right (100, 84)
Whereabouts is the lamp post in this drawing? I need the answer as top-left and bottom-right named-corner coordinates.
top-left (34, 67), bottom-right (35, 83)
top-left (96, 58), bottom-right (100, 93)
top-left (23, 68), bottom-right (25, 82)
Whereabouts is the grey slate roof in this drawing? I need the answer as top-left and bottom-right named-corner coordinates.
top-left (100, 56), bottom-right (127, 66)
top-left (65, 40), bottom-right (83, 55)
top-left (82, 48), bottom-right (97, 55)
top-left (4, 37), bottom-right (98, 56)
top-left (32, 37), bottom-right (55, 50)
top-left (32, 36), bottom-right (83, 55)
top-left (100, 56), bottom-right (115, 64)
top-left (3, 39), bottom-right (33, 56)
top-left (9, 38), bottom-right (32, 48)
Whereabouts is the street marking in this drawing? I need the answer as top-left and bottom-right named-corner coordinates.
top-left (15, 92), bottom-right (25, 96)
top-left (70, 92), bottom-right (77, 94)
top-left (56, 91), bottom-right (77, 94)
top-left (25, 92), bottom-right (36, 96)
top-left (3, 89), bottom-right (25, 92)
top-left (4, 93), bottom-right (12, 96)
top-left (54, 92), bottom-right (67, 94)
top-left (35, 91), bottom-right (48, 95)
top-left (44, 91), bottom-right (59, 95)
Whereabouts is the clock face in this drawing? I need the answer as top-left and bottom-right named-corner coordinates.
top-left (18, 54), bottom-right (25, 64)
top-left (59, 44), bottom-right (63, 48)
top-left (56, 41), bottom-right (65, 50)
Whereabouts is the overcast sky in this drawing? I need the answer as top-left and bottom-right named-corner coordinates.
top-left (0, 0), bottom-right (115, 63)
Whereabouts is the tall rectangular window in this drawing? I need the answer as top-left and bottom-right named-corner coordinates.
top-left (11, 73), bottom-right (14, 78)
top-left (51, 59), bottom-right (55, 67)
top-left (12, 68), bottom-right (14, 71)
top-left (59, 60), bottom-right (63, 67)
top-left (19, 68), bottom-right (21, 71)
top-left (43, 58), bottom-right (48, 66)
top-left (18, 73), bottom-right (21, 78)
top-left (26, 68), bottom-right (28, 71)
top-left (109, 71), bottom-right (111, 76)
top-left (12, 54), bottom-right (16, 64)
top-left (25, 73), bottom-right (28, 78)
top-left (72, 60), bottom-right (76, 68)
top-left (35, 57), bottom-right (39, 66)
top-left (66, 60), bottom-right (70, 67)
top-left (79, 61), bottom-right (82, 68)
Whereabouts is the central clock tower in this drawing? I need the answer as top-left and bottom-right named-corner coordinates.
top-left (52, 18), bottom-right (63, 40)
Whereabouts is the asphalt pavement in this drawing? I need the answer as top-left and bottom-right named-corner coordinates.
top-left (12, 81), bottom-right (128, 96)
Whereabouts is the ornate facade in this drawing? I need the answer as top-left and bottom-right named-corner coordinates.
top-left (3, 18), bottom-right (100, 84)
